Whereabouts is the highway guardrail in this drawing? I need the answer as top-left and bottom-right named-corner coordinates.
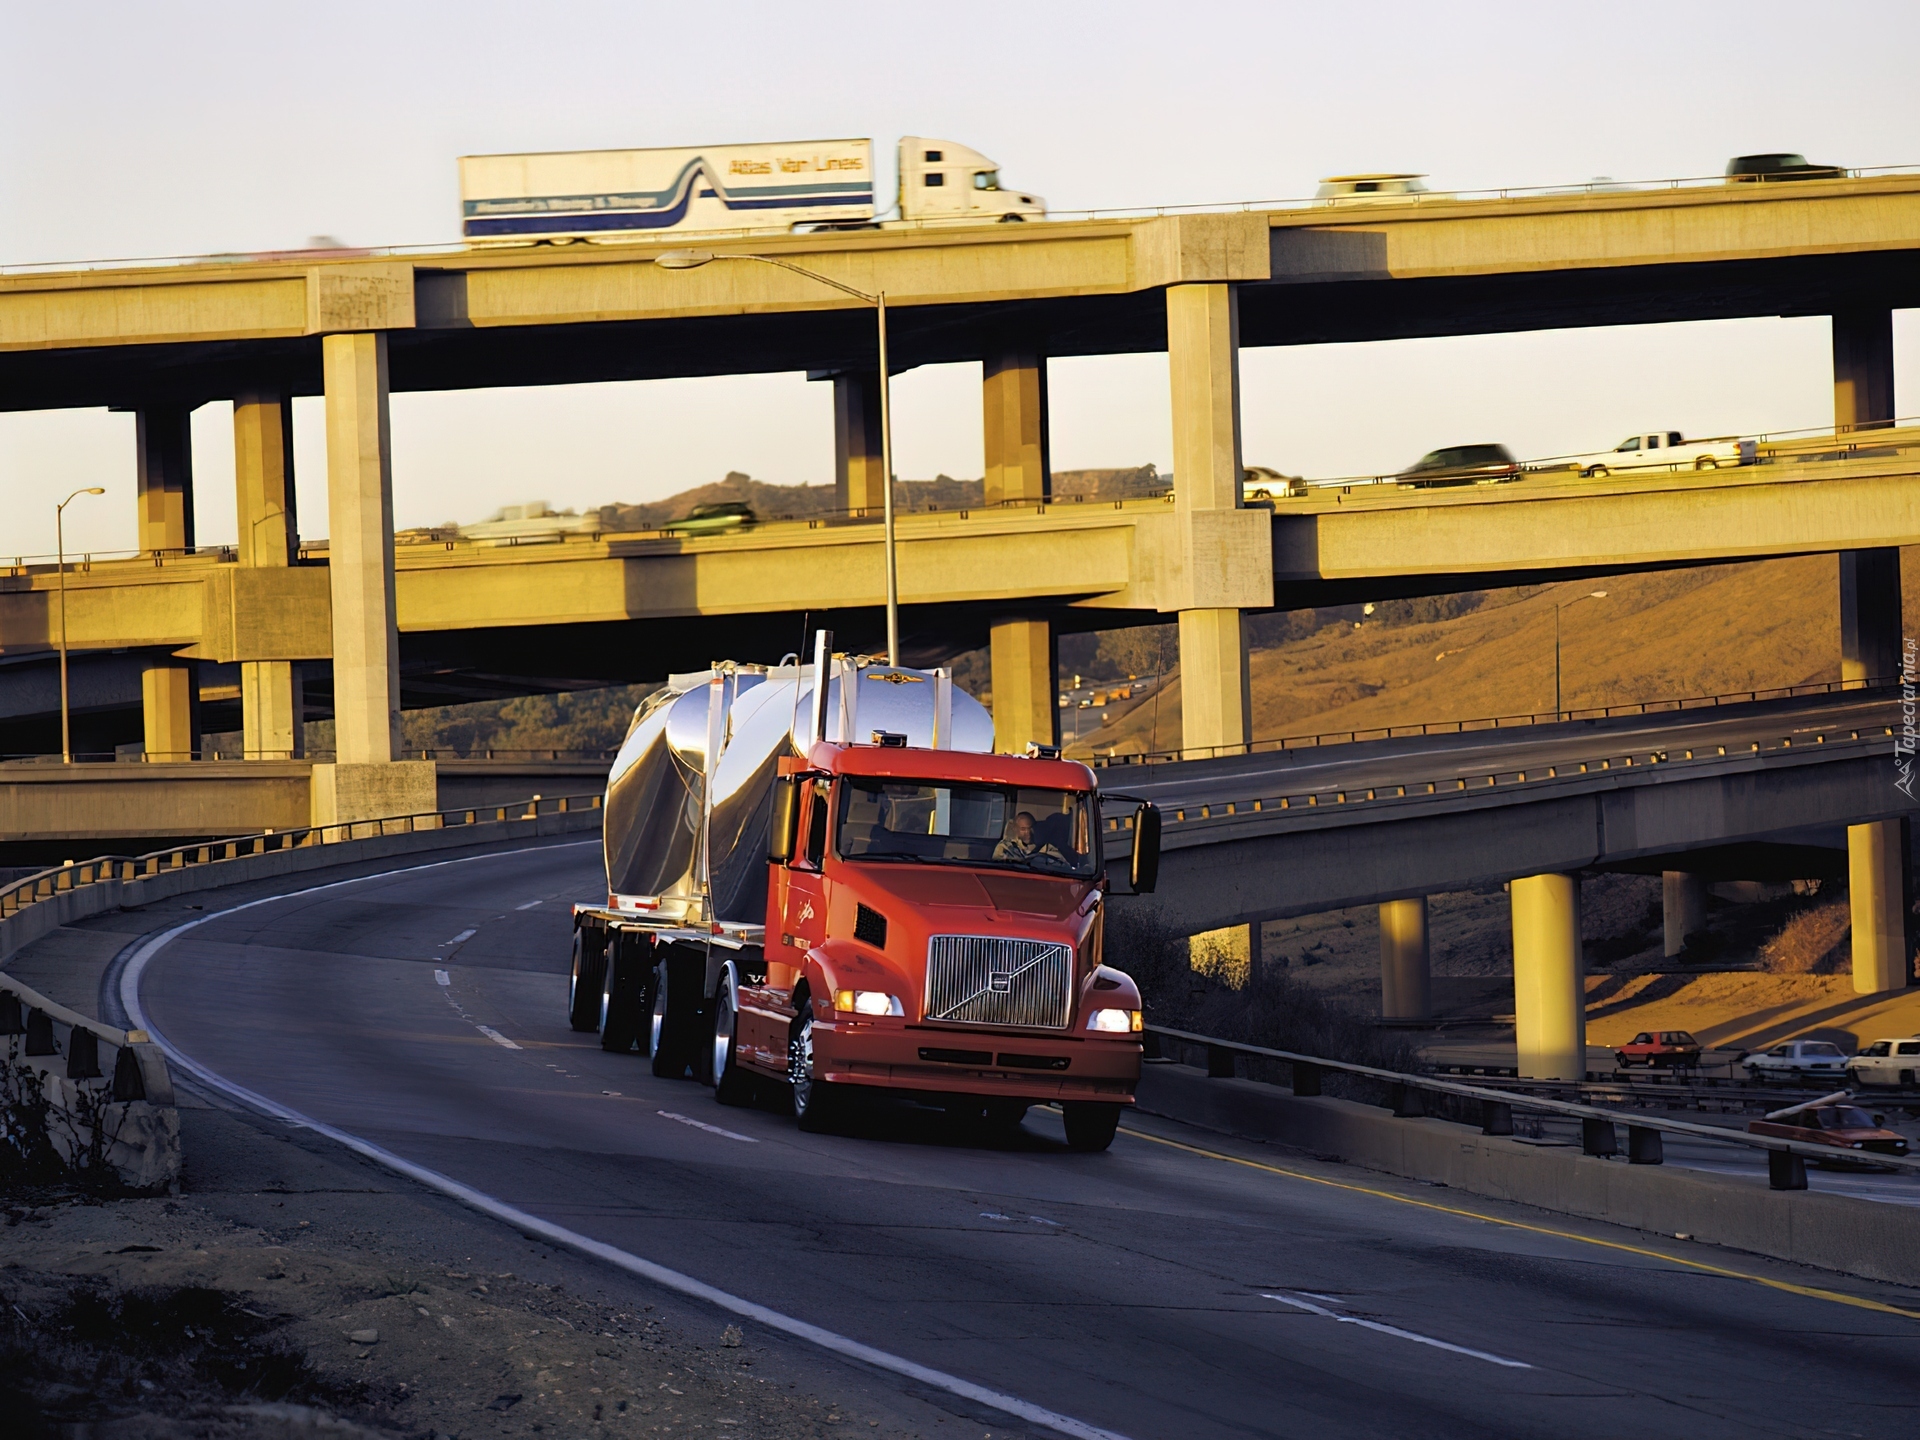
top-left (1146, 1024), bottom-right (1920, 1191)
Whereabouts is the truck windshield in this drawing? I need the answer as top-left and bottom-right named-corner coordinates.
top-left (836, 779), bottom-right (1098, 877)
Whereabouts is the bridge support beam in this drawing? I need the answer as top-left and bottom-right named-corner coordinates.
top-left (317, 333), bottom-right (433, 824)
top-left (1834, 310), bottom-right (1902, 687)
top-left (988, 617), bottom-right (1057, 754)
top-left (1379, 896), bottom-right (1431, 1022)
top-left (1511, 873), bottom-right (1586, 1080)
top-left (135, 407), bottom-right (199, 761)
top-left (233, 392), bottom-right (302, 760)
top-left (1848, 818), bottom-right (1912, 994)
top-left (1166, 283), bottom-right (1265, 757)
top-left (982, 347), bottom-right (1049, 508)
top-left (832, 371), bottom-right (887, 516)
top-left (1662, 871), bottom-right (1708, 958)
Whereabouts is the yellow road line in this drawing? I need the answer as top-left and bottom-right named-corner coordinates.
top-left (1120, 1124), bottom-right (1920, 1322)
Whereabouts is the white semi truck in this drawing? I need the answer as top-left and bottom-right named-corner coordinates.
top-left (460, 136), bottom-right (1044, 243)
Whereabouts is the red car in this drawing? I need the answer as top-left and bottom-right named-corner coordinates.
top-left (1748, 1104), bottom-right (1911, 1166)
top-left (1615, 1030), bottom-right (1702, 1068)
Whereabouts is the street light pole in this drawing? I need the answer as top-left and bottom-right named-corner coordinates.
top-left (1553, 590), bottom-right (1608, 718)
top-left (655, 249), bottom-right (899, 665)
top-left (55, 486), bottom-right (107, 763)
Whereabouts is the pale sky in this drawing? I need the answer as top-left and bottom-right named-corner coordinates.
top-left (3, 0), bottom-right (1916, 558)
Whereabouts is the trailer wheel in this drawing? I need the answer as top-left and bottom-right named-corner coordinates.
top-left (709, 984), bottom-right (754, 1105)
top-left (600, 940), bottom-right (646, 1054)
top-left (568, 930), bottom-right (606, 1033)
top-left (790, 1013), bottom-right (842, 1131)
top-left (1061, 1101), bottom-right (1121, 1152)
top-left (650, 961), bottom-right (692, 1078)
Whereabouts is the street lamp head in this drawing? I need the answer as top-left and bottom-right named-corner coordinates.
top-left (84, 487), bottom-right (105, 495)
top-left (655, 249), bottom-right (717, 270)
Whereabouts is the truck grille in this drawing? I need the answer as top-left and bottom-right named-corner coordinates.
top-left (924, 936), bottom-right (1073, 1029)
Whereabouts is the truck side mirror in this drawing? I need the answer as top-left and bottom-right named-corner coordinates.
top-left (768, 776), bottom-right (801, 863)
top-left (1130, 803), bottom-right (1161, 894)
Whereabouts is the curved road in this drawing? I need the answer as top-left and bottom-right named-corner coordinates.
top-left (125, 840), bottom-right (1920, 1439)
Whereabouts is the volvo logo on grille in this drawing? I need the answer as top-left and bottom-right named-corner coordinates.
top-left (988, 970), bottom-right (1013, 993)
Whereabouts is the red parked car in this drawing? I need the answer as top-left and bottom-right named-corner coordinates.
top-left (1748, 1103), bottom-right (1910, 1167)
top-left (1615, 1031), bottom-right (1703, 1068)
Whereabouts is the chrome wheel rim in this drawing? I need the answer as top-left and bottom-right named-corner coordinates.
top-left (789, 1015), bottom-right (815, 1114)
top-left (649, 968), bottom-right (669, 1057)
top-left (711, 990), bottom-right (734, 1087)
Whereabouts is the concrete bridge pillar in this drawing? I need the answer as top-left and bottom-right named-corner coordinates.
top-left (832, 372), bottom-right (887, 516)
top-left (1662, 871), bottom-right (1708, 957)
top-left (316, 333), bottom-right (434, 824)
top-left (1510, 873), bottom-right (1585, 1080)
top-left (1379, 897), bottom-right (1431, 1022)
top-left (1834, 310), bottom-right (1902, 687)
top-left (233, 392), bottom-right (303, 759)
top-left (135, 407), bottom-right (199, 761)
top-left (1848, 819), bottom-right (1912, 994)
top-left (1166, 283), bottom-right (1266, 757)
top-left (982, 347), bottom-right (1049, 507)
top-left (988, 617), bottom-right (1057, 754)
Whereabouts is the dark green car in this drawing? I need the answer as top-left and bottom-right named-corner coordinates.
top-left (661, 501), bottom-right (756, 535)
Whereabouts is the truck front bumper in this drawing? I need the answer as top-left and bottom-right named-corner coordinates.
top-left (812, 1020), bottom-right (1139, 1104)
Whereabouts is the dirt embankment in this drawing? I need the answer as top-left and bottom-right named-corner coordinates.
top-left (1, 1104), bottom-right (940, 1440)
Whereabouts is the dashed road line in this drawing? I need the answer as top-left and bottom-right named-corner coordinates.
top-left (658, 1111), bottom-right (758, 1143)
top-left (442, 928), bottom-right (477, 946)
top-left (477, 1026), bottom-right (522, 1050)
top-left (434, 970), bottom-right (451, 986)
top-left (1260, 1292), bottom-right (1531, 1369)
top-left (515, 900), bottom-right (543, 910)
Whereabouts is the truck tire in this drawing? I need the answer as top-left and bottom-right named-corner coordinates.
top-left (650, 960), bottom-right (693, 1079)
top-left (1584, 465), bottom-right (1609, 478)
top-left (790, 1013), bottom-right (842, 1132)
top-left (568, 930), bottom-right (606, 1033)
top-left (1061, 1101), bottom-right (1121, 1152)
top-left (600, 941), bottom-right (646, 1054)
top-left (709, 983), bottom-right (754, 1105)
top-left (1695, 455), bottom-right (1718, 470)
top-left (1902, 1069), bottom-right (1915, 1088)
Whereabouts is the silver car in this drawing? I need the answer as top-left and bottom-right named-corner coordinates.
top-left (1743, 1039), bottom-right (1850, 1084)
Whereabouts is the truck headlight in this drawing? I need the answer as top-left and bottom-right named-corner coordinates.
top-left (1088, 1008), bottom-right (1142, 1033)
top-left (834, 990), bottom-right (902, 1017)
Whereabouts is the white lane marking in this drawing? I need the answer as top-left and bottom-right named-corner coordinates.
top-left (658, 1110), bottom-right (759, 1143)
top-left (1260, 1293), bottom-right (1531, 1369)
top-left (1029, 1216), bottom-right (1062, 1227)
top-left (477, 1026), bottom-right (522, 1050)
top-left (1296, 1291), bottom-right (1347, 1305)
top-left (119, 874), bottom-right (1130, 1440)
top-left (515, 900), bottom-right (543, 910)
top-left (434, 970), bottom-right (451, 986)
top-left (443, 928), bottom-right (477, 946)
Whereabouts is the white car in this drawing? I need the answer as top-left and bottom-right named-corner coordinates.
top-left (1743, 1038), bottom-right (1851, 1084)
top-left (1565, 431), bottom-right (1756, 478)
top-left (1849, 1037), bottom-right (1920, 1088)
top-left (1315, 173), bottom-right (1429, 204)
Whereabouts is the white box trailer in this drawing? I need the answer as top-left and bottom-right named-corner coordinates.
top-left (459, 136), bottom-right (1042, 243)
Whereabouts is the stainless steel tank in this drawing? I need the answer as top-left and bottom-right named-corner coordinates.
top-left (602, 655), bottom-right (994, 923)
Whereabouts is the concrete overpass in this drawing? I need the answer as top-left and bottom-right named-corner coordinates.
top-left (3, 170), bottom-right (1913, 987)
top-left (1095, 689), bottom-right (1918, 1082)
top-left (2, 437), bottom-right (1917, 752)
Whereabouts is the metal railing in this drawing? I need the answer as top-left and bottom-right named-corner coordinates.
top-left (1090, 677), bottom-right (1898, 769)
top-left (0, 792), bottom-right (603, 923)
top-left (0, 748), bottom-right (621, 765)
top-left (1146, 1024), bottom-right (1920, 1191)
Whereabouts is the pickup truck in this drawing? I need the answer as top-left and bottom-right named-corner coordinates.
top-left (1565, 431), bottom-right (1756, 478)
top-left (1848, 1037), bottom-right (1920, 1088)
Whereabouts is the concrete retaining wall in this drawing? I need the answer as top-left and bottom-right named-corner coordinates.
top-left (1138, 1063), bottom-right (1920, 1289)
top-left (1, 805), bottom-right (601, 1192)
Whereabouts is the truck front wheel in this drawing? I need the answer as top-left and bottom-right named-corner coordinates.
top-left (790, 1013), bottom-right (843, 1132)
top-left (568, 931), bottom-right (607, 1033)
top-left (1061, 1101), bottom-right (1121, 1152)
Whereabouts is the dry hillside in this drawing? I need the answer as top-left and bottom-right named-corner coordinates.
top-left (1069, 549), bottom-right (1920, 758)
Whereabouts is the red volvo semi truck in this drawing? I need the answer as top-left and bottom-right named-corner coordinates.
top-left (568, 632), bottom-right (1160, 1150)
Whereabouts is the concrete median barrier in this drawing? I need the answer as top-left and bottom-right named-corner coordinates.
top-left (1137, 1062), bottom-right (1920, 1289)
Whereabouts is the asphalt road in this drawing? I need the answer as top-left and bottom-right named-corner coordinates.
top-left (127, 840), bottom-right (1920, 1439)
